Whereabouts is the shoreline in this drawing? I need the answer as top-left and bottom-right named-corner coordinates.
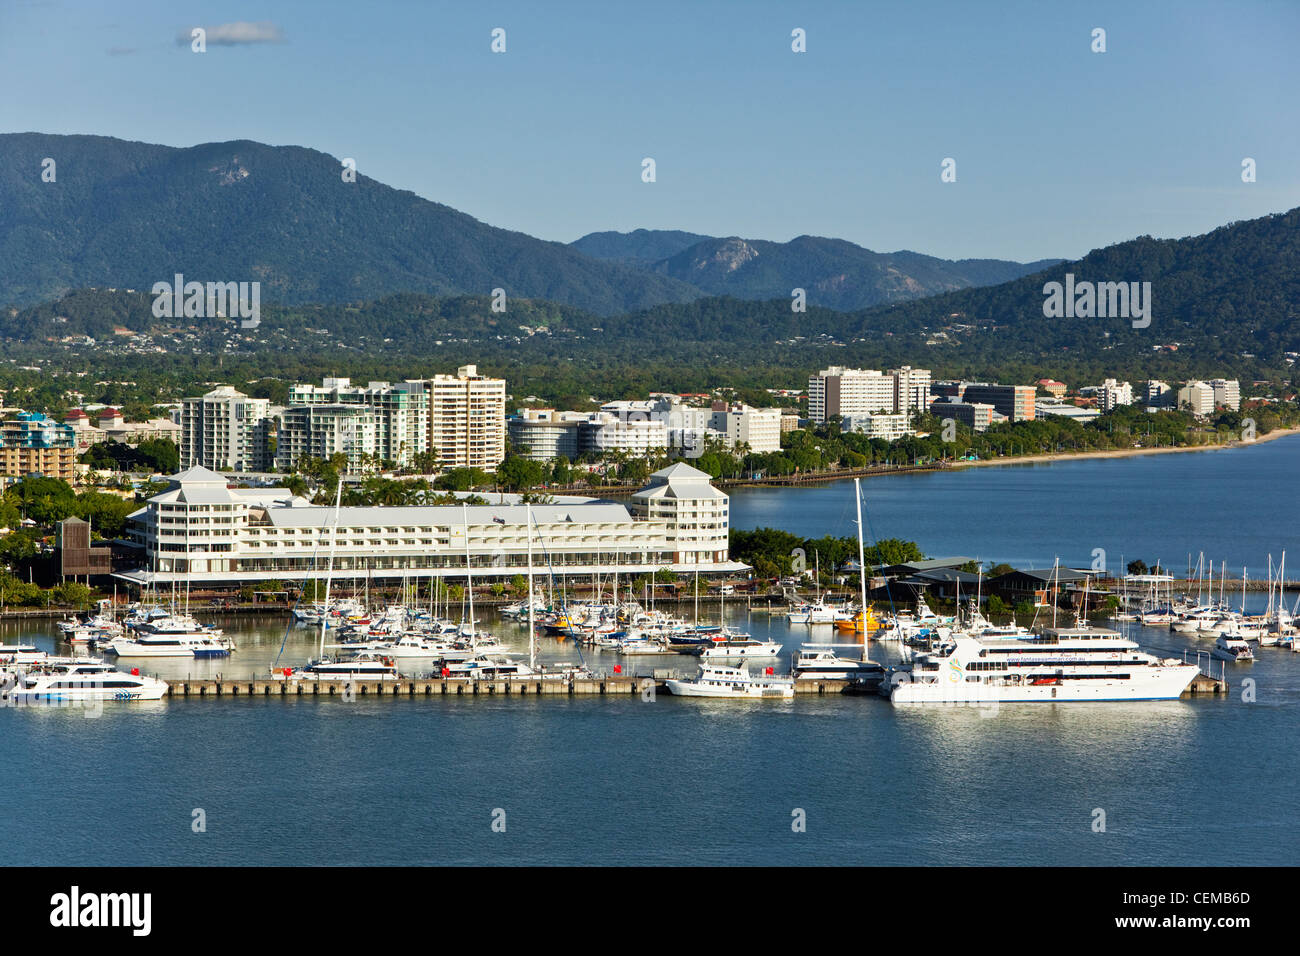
top-left (950, 426), bottom-right (1300, 471)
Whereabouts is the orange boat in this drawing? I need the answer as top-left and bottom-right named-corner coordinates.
top-left (835, 607), bottom-right (880, 634)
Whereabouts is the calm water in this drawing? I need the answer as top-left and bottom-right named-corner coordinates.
top-left (5, 439), bottom-right (1300, 866)
top-left (730, 434), bottom-right (1300, 572)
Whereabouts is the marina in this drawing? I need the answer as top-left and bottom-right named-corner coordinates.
top-left (4, 443), bottom-right (1299, 867)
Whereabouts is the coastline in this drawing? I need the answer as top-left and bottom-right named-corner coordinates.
top-left (951, 426), bottom-right (1300, 470)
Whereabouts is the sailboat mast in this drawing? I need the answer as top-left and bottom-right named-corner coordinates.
top-left (463, 503), bottom-right (475, 639)
top-left (527, 502), bottom-right (536, 671)
top-left (319, 479), bottom-right (343, 659)
top-left (854, 478), bottom-right (868, 661)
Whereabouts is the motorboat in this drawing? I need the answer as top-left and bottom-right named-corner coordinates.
top-left (791, 645), bottom-right (885, 683)
top-left (665, 663), bottom-right (794, 699)
top-left (1210, 635), bottom-right (1255, 663)
top-left (273, 652), bottom-right (400, 681)
top-left (699, 637), bottom-right (782, 661)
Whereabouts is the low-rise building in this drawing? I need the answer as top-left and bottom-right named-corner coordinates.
top-left (841, 413), bottom-right (913, 441)
top-left (930, 397), bottom-right (997, 432)
top-left (115, 464), bottom-right (743, 587)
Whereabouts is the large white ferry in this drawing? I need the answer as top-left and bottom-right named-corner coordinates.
top-left (890, 626), bottom-right (1200, 704)
top-left (2, 661), bottom-right (168, 701)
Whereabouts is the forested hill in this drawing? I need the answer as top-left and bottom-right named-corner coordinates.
top-left (0, 133), bottom-right (700, 315)
top-left (3, 206), bottom-right (1298, 405)
top-left (1, 132), bottom-right (1052, 315)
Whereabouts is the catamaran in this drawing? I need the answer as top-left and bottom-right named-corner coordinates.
top-left (2, 661), bottom-right (168, 701)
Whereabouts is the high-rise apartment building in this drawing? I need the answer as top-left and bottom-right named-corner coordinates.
top-left (0, 412), bottom-right (77, 480)
top-left (808, 366), bottom-right (929, 423)
top-left (428, 365), bottom-right (506, 471)
top-left (1209, 379), bottom-right (1241, 411)
top-left (287, 378), bottom-right (429, 467)
top-left (179, 387), bottom-right (272, 472)
top-left (275, 405), bottom-right (379, 473)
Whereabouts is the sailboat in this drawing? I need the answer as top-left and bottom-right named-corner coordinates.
top-left (274, 481), bottom-right (398, 681)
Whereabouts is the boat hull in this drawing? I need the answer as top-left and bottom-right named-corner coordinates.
top-left (891, 664), bottom-right (1200, 704)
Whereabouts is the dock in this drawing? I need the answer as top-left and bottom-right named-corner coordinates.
top-left (1183, 672), bottom-right (1228, 695)
top-left (161, 676), bottom-right (854, 698)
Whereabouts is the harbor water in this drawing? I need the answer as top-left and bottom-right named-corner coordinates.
top-left (5, 437), bottom-right (1300, 866)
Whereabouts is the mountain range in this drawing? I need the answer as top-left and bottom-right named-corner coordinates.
top-left (572, 230), bottom-right (1062, 311)
top-left (0, 133), bottom-right (1056, 314)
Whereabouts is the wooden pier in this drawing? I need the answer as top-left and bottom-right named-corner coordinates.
top-left (162, 676), bottom-right (853, 698)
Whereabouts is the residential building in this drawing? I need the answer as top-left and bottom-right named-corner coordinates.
top-left (179, 387), bottom-right (272, 472)
top-left (1098, 379), bottom-right (1134, 412)
top-left (779, 413), bottom-right (802, 433)
top-left (892, 366), bottom-right (932, 415)
top-left (428, 365), bottom-right (506, 471)
top-left (506, 408), bottom-right (584, 462)
top-left (116, 464), bottom-right (744, 587)
top-left (0, 412), bottom-right (77, 480)
top-left (288, 378), bottom-right (430, 467)
top-left (276, 405), bottom-right (379, 473)
top-left (841, 413), bottom-right (913, 441)
top-left (1209, 379), bottom-right (1241, 411)
top-left (580, 414), bottom-right (669, 456)
top-left (707, 403), bottom-right (782, 453)
top-left (1177, 381), bottom-right (1216, 417)
top-left (1145, 380), bottom-right (1173, 407)
top-left (1037, 379), bottom-right (1067, 398)
top-left (808, 367), bottom-right (897, 423)
top-left (930, 397), bottom-right (997, 432)
top-left (959, 383), bottom-right (1036, 422)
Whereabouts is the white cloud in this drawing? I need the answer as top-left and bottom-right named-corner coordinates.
top-left (177, 21), bottom-right (285, 47)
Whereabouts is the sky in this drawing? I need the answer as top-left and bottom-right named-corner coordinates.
top-left (2, 0), bottom-right (1298, 263)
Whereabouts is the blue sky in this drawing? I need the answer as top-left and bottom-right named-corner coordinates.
top-left (2, 0), bottom-right (1298, 262)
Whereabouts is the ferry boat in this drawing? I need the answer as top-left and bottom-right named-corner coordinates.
top-left (791, 645), bottom-right (885, 682)
top-left (889, 626), bottom-right (1200, 704)
top-left (664, 663), bottom-right (795, 698)
top-left (2, 661), bottom-right (168, 701)
top-left (1210, 635), bottom-right (1255, 663)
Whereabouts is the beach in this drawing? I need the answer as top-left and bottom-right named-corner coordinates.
top-left (953, 426), bottom-right (1300, 470)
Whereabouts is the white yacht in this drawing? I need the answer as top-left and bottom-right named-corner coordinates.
top-left (791, 645), bottom-right (885, 682)
top-left (273, 653), bottom-right (400, 681)
top-left (0, 644), bottom-right (49, 666)
top-left (102, 632), bottom-right (232, 659)
top-left (2, 661), bottom-right (168, 702)
top-left (787, 602), bottom-right (847, 625)
top-left (699, 637), bottom-right (782, 661)
top-left (665, 663), bottom-right (795, 699)
top-left (444, 656), bottom-right (537, 679)
top-left (890, 626), bottom-right (1200, 704)
top-left (1211, 635), bottom-right (1255, 663)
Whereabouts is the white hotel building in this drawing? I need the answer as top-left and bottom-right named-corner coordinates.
top-left (116, 463), bottom-right (743, 588)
